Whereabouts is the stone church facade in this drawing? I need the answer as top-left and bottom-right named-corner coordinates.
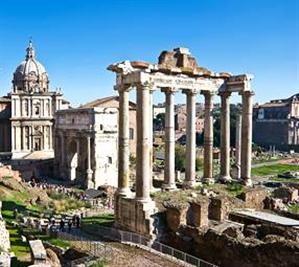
top-left (0, 42), bottom-right (69, 159)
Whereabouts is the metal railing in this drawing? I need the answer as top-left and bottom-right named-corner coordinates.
top-left (82, 224), bottom-right (218, 267)
top-left (57, 231), bottom-right (114, 262)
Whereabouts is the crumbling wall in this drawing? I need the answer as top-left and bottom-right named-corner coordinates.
top-left (239, 187), bottom-right (268, 209)
top-left (0, 201), bottom-right (11, 267)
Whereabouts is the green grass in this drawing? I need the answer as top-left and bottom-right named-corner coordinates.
top-left (1, 204), bottom-right (31, 263)
top-left (288, 203), bottom-right (299, 214)
top-left (82, 213), bottom-right (114, 227)
top-left (271, 177), bottom-right (299, 184)
top-left (89, 259), bottom-right (108, 267)
top-left (226, 182), bottom-right (244, 197)
top-left (251, 164), bottom-right (299, 177)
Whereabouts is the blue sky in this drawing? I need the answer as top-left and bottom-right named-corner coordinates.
top-left (0, 0), bottom-right (298, 106)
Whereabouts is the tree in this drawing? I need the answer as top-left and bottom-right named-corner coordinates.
top-left (153, 113), bottom-right (165, 131)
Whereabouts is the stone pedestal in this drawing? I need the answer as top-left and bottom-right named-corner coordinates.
top-left (115, 195), bottom-right (157, 238)
top-left (187, 199), bottom-right (209, 227)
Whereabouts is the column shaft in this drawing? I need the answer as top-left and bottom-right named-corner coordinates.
top-left (149, 90), bottom-right (154, 190)
top-left (136, 83), bottom-right (152, 201)
top-left (86, 135), bottom-right (94, 187)
top-left (183, 90), bottom-right (196, 188)
top-left (241, 91), bottom-right (254, 186)
top-left (162, 88), bottom-right (176, 190)
top-left (203, 91), bottom-right (214, 183)
top-left (219, 92), bottom-right (231, 182)
top-left (235, 114), bottom-right (242, 179)
top-left (118, 88), bottom-right (131, 196)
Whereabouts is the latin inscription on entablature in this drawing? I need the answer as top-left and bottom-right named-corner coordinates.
top-left (149, 74), bottom-right (225, 91)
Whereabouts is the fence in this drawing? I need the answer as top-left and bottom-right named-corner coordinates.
top-left (57, 231), bottom-right (114, 265)
top-left (82, 224), bottom-right (218, 267)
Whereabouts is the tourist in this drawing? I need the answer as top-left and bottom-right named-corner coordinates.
top-left (59, 218), bottom-right (65, 232)
top-left (75, 215), bottom-right (80, 228)
top-left (68, 220), bottom-right (72, 233)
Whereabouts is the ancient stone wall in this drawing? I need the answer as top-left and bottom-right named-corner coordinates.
top-left (239, 187), bottom-right (268, 209)
top-left (0, 164), bottom-right (21, 181)
top-left (0, 201), bottom-right (11, 267)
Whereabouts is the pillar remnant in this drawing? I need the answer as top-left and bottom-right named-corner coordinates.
top-left (117, 86), bottom-right (131, 196)
top-left (183, 89), bottom-right (197, 188)
top-left (136, 82), bottom-right (152, 202)
top-left (235, 114), bottom-right (242, 179)
top-left (219, 91), bottom-right (231, 182)
top-left (202, 91), bottom-right (215, 184)
top-left (162, 87), bottom-right (177, 190)
top-left (241, 91), bottom-right (254, 186)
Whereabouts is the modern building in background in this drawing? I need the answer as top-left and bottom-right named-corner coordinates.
top-left (253, 93), bottom-right (299, 150)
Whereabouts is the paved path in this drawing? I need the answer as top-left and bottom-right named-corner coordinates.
top-left (233, 209), bottom-right (299, 227)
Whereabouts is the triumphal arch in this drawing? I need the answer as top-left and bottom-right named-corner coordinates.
top-left (108, 47), bottom-right (254, 236)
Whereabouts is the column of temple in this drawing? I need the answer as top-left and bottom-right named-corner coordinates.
top-left (86, 135), bottom-right (94, 188)
top-left (76, 138), bottom-right (80, 176)
top-left (149, 89), bottom-right (154, 190)
top-left (235, 114), bottom-right (242, 179)
top-left (183, 89), bottom-right (197, 188)
top-left (117, 86), bottom-right (131, 196)
top-left (59, 132), bottom-right (65, 176)
top-left (136, 82), bottom-right (152, 201)
top-left (202, 91), bottom-right (214, 184)
top-left (240, 91), bottom-right (254, 186)
top-left (219, 91), bottom-right (231, 182)
top-left (162, 87), bottom-right (177, 190)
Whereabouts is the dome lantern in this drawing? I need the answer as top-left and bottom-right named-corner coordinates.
top-left (12, 41), bottom-right (49, 93)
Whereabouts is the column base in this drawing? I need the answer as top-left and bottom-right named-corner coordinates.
top-left (219, 175), bottom-right (232, 183)
top-left (202, 177), bottom-right (215, 185)
top-left (182, 180), bottom-right (196, 189)
top-left (162, 183), bottom-right (177, 191)
top-left (117, 187), bottom-right (132, 197)
top-left (135, 196), bottom-right (152, 203)
top-left (242, 178), bottom-right (253, 187)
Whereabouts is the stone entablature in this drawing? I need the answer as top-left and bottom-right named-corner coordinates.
top-left (108, 47), bottom-right (255, 237)
top-left (54, 107), bottom-right (118, 189)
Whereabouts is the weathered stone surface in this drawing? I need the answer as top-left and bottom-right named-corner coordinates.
top-left (239, 187), bottom-right (268, 209)
top-left (0, 201), bottom-right (11, 253)
top-left (187, 198), bottom-right (209, 227)
top-left (264, 196), bottom-right (287, 211)
top-left (164, 224), bottom-right (299, 267)
top-left (273, 186), bottom-right (298, 202)
top-left (208, 196), bottom-right (230, 221)
top-left (164, 201), bottom-right (189, 232)
top-left (0, 165), bottom-right (21, 181)
top-left (115, 196), bottom-right (157, 237)
top-left (46, 248), bottom-right (61, 267)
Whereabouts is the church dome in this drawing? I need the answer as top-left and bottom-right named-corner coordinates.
top-left (12, 41), bottom-right (49, 93)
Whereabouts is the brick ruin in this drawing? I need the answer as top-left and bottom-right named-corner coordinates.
top-left (159, 189), bottom-right (299, 267)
